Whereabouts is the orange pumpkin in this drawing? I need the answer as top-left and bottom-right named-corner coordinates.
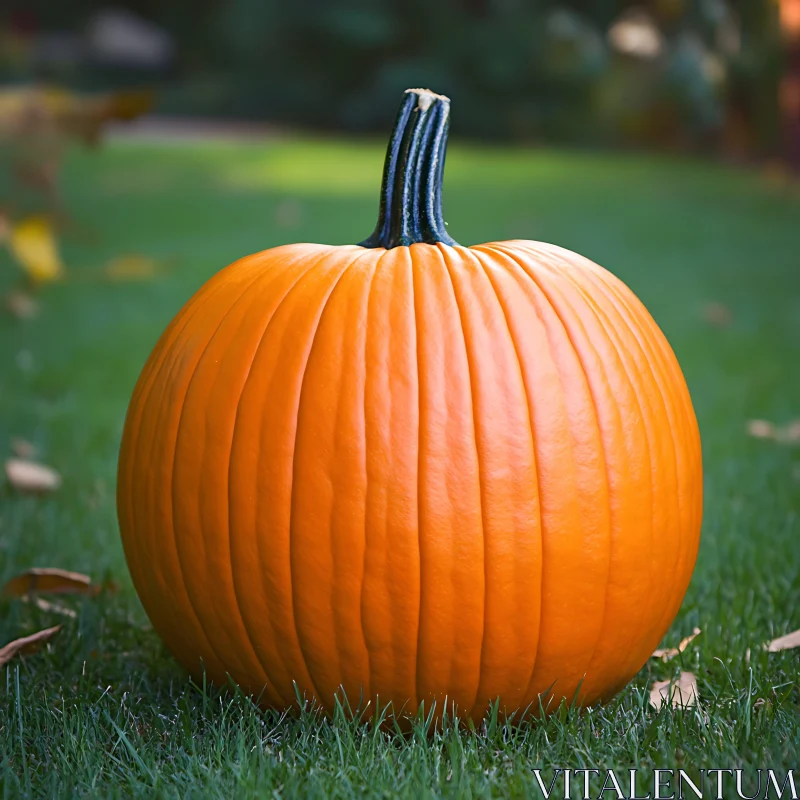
top-left (117, 88), bottom-right (702, 722)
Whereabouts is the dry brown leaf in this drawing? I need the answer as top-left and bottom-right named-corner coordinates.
top-left (4, 290), bottom-right (39, 319)
top-left (10, 437), bottom-right (37, 459)
top-left (649, 671), bottom-right (698, 709)
top-left (652, 627), bottom-right (702, 661)
top-left (746, 419), bottom-right (800, 445)
top-left (776, 420), bottom-right (800, 444)
top-left (3, 567), bottom-right (97, 597)
top-left (766, 629), bottom-right (800, 653)
top-left (703, 302), bottom-right (733, 328)
top-left (4, 458), bottom-right (61, 492)
top-left (0, 625), bottom-right (61, 668)
top-left (747, 419), bottom-right (775, 439)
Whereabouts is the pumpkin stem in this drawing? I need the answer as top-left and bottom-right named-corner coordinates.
top-left (359, 89), bottom-right (458, 249)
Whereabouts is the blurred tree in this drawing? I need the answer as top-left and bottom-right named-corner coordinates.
top-left (0, 0), bottom-right (788, 155)
top-left (0, 85), bottom-right (153, 216)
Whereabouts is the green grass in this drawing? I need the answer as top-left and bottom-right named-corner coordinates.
top-left (1, 135), bottom-right (799, 798)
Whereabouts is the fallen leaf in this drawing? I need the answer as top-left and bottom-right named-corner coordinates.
top-left (766, 629), bottom-right (800, 653)
top-left (747, 419), bottom-right (775, 439)
top-left (703, 302), bottom-right (733, 327)
top-left (3, 567), bottom-right (96, 597)
top-left (10, 437), bottom-right (37, 459)
top-left (652, 627), bottom-right (702, 661)
top-left (649, 671), bottom-right (698, 709)
top-left (3, 290), bottom-right (39, 319)
top-left (8, 216), bottom-right (64, 284)
top-left (0, 625), bottom-right (61, 668)
top-left (777, 420), bottom-right (800, 444)
top-left (23, 596), bottom-right (78, 618)
top-left (4, 458), bottom-right (61, 492)
top-left (746, 419), bottom-right (800, 445)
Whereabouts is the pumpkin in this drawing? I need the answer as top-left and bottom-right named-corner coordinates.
top-left (117, 88), bottom-right (702, 722)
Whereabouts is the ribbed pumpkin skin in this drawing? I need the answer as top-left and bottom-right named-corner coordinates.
top-left (117, 238), bottom-right (702, 721)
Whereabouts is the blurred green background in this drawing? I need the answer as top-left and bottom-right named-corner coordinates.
top-left (2, 0), bottom-right (799, 160)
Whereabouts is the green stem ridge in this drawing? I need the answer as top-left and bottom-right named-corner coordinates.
top-left (360, 89), bottom-right (458, 249)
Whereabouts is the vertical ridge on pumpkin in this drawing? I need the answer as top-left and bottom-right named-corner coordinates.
top-left (410, 245), bottom-right (424, 715)
top-left (556, 258), bottom-right (685, 679)
top-left (173, 259), bottom-right (298, 690)
top-left (532, 250), bottom-right (666, 696)
top-left (289, 248), bottom-right (375, 711)
top-left (285, 255), bottom-right (354, 711)
top-left (360, 247), bottom-right (421, 714)
top-left (481, 243), bottom-right (613, 706)
top-left (358, 251), bottom-right (383, 712)
top-left (441, 245), bottom-right (544, 720)
top-left (579, 260), bottom-right (700, 476)
top-left (224, 248), bottom-right (333, 704)
top-left (148, 266), bottom-right (264, 683)
top-left (118, 266), bottom-right (237, 671)
top-left (411, 244), bottom-right (484, 715)
top-left (161, 273), bottom-right (266, 683)
top-left (234, 246), bottom-right (356, 708)
top-left (434, 244), bottom-right (488, 721)
top-left (584, 266), bottom-right (701, 629)
top-left (508, 253), bottom-right (635, 704)
top-left (467, 245), bottom-right (545, 715)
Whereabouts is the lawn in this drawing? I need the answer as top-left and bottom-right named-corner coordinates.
top-left (1, 135), bottom-right (799, 798)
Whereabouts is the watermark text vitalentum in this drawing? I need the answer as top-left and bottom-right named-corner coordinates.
top-left (529, 768), bottom-right (797, 799)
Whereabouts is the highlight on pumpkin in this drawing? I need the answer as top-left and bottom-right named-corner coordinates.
top-left (116, 88), bottom-right (703, 724)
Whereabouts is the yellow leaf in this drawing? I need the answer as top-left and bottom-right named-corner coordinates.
top-left (0, 625), bottom-right (61, 668)
top-left (4, 458), bottom-right (62, 492)
top-left (8, 216), bottom-right (64, 284)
